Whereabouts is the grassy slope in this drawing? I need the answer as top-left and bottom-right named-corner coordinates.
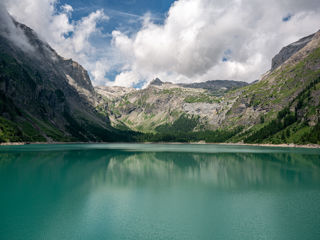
top-left (114, 40), bottom-right (320, 144)
top-left (231, 45), bottom-right (320, 144)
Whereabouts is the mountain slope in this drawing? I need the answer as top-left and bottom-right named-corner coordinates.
top-left (233, 30), bottom-right (320, 144)
top-left (271, 33), bottom-right (315, 71)
top-left (179, 80), bottom-right (248, 93)
top-left (0, 13), bottom-right (130, 142)
top-left (96, 80), bottom-right (246, 133)
top-left (1, 8), bottom-right (319, 144)
top-left (96, 30), bottom-right (320, 144)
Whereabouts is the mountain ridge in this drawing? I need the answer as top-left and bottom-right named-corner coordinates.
top-left (0, 11), bottom-right (319, 144)
top-left (271, 33), bottom-right (315, 71)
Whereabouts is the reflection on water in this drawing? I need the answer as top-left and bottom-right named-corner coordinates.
top-left (105, 151), bottom-right (320, 188)
top-left (1, 147), bottom-right (318, 189)
top-left (0, 144), bottom-right (320, 240)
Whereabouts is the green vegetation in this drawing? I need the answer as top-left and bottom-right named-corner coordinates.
top-left (244, 74), bottom-right (320, 144)
top-left (129, 114), bottom-right (244, 143)
top-left (162, 88), bottom-right (182, 95)
top-left (135, 126), bottom-right (244, 143)
top-left (0, 115), bottom-right (51, 143)
top-left (19, 120), bottom-right (47, 142)
top-left (0, 117), bottom-right (23, 142)
top-left (184, 94), bottom-right (218, 104)
top-left (300, 122), bottom-right (320, 144)
top-left (155, 114), bottom-right (199, 133)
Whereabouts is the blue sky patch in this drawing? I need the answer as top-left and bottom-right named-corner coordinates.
top-left (133, 81), bottom-right (146, 89)
top-left (282, 14), bottom-right (292, 22)
top-left (222, 57), bottom-right (228, 62)
top-left (57, 0), bottom-right (175, 32)
top-left (222, 49), bottom-right (232, 62)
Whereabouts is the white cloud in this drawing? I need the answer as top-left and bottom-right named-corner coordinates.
top-left (61, 4), bottom-right (73, 14)
top-left (0, 2), bottom-right (34, 52)
top-left (88, 59), bottom-right (111, 86)
top-left (111, 0), bottom-right (320, 87)
top-left (113, 71), bottom-right (142, 87)
top-left (2, 0), bottom-right (320, 88)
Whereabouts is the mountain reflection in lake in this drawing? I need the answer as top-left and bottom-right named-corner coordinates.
top-left (0, 144), bottom-right (320, 240)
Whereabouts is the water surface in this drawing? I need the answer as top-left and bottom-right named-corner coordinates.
top-left (0, 144), bottom-right (320, 240)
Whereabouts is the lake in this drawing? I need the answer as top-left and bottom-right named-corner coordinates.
top-left (0, 144), bottom-right (320, 240)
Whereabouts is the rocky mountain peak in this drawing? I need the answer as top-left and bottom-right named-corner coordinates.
top-left (149, 78), bottom-right (164, 86)
top-left (271, 32), bottom-right (315, 71)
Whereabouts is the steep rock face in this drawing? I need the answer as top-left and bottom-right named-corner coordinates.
top-left (271, 33), bottom-right (315, 71)
top-left (63, 59), bottom-right (96, 105)
top-left (0, 12), bottom-right (125, 142)
top-left (13, 21), bottom-right (97, 105)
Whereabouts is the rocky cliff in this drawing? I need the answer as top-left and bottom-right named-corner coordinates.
top-left (271, 33), bottom-right (315, 71)
top-left (0, 11), bottom-right (129, 142)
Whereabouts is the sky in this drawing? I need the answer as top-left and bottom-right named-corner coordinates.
top-left (2, 0), bottom-right (320, 87)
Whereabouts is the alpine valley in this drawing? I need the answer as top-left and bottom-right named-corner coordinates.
top-left (1, 12), bottom-right (320, 144)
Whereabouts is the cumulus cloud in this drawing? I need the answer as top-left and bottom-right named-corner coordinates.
top-left (2, 0), bottom-right (320, 87)
top-left (3, 0), bottom-right (110, 85)
top-left (0, 2), bottom-right (34, 52)
top-left (111, 0), bottom-right (320, 87)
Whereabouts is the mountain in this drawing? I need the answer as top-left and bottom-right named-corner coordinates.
top-left (179, 80), bottom-right (248, 93)
top-left (149, 78), bottom-right (249, 92)
top-left (149, 78), bottom-right (164, 86)
top-left (96, 30), bottom-right (320, 144)
top-left (271, 33), bottom-right (315, 70)
top-left (0, 12), bottom-right (131, 142)
top-left (95, 79), bottom-right (246, 133)
top-left (0, 9), bottom-right (319, 144)
top-left (232, 30), bottom-right (320, 144)
top-left (95, 86), bottom-right (136, 101)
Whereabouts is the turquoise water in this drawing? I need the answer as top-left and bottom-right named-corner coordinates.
top-left (0, 144), bottom-right (320, 240)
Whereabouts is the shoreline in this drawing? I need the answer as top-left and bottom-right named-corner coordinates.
top-left (0, 141), bottom-right (320, 149)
